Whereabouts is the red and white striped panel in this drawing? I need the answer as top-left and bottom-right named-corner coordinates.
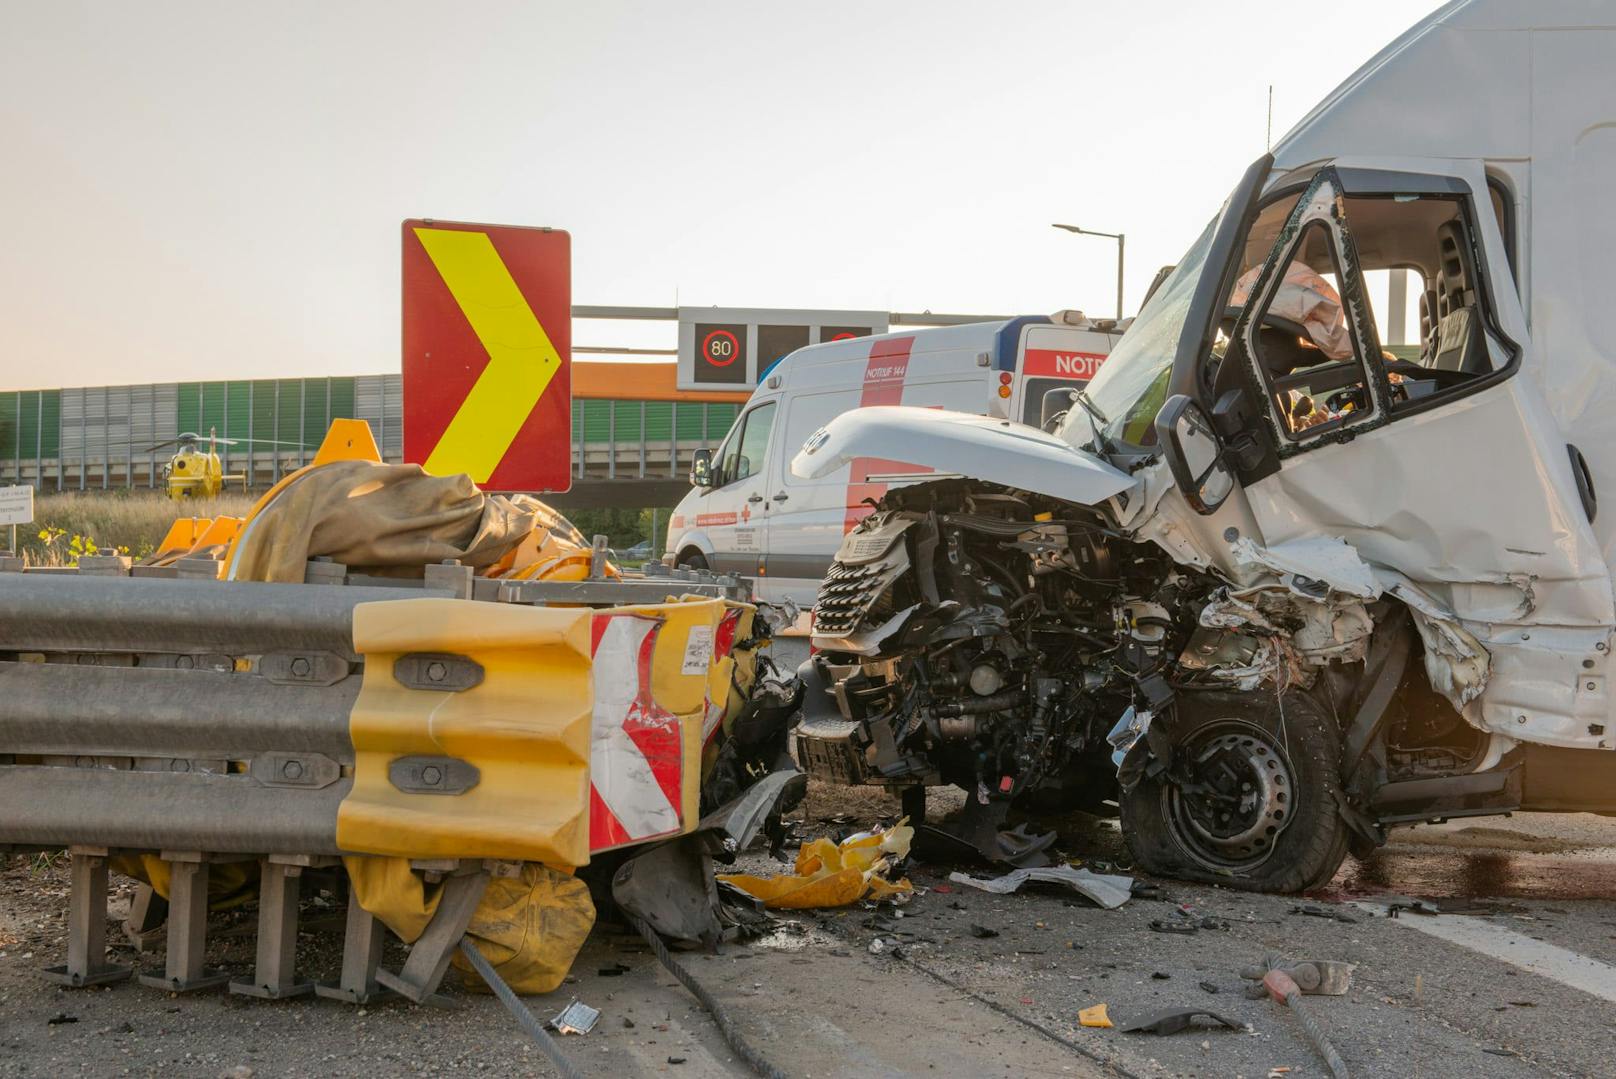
top-left (843, 336), bottom-right (933, 532)
top-left (588, 613), bottom-right (685, 852)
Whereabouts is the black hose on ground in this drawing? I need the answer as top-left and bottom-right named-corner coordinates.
top-left (626, 913), bottom-right (788, 1079)
top-left (457, 937), bottom-right (584, 1079)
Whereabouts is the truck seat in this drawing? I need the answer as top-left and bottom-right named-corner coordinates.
top-left (1431, 222), bottom-right (1489, 375)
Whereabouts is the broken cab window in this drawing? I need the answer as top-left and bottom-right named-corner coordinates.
top-left (1239, 221), bottom-right (1375, 441)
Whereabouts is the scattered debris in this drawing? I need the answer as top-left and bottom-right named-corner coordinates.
top-left (968, 924), bottom-right (999, 939)
top-left (597, 963), bottom-right (631, 977)
top-left (667, 1056), bottom-right (687, 1065)
top-left (1483, 1048), bottom-right (1519, 1058)
top-left (1149, 919), bottom-right (1198, 935)
top-left (947, 866), bottom-right (1133, 910)
top-left (549, 998), bottom-right (600, 1036)
top-left (1384, 898), bottom-right (1439, 918)
top-left (1199, 981), bottom-right (1220, 994)
top-left (622, 1017), bottom-right (636, 1029)
top-left (720, 819), bottom-right (914, 909)
top-left (1242, 956), bottom-right (1353, 1079)
top-left (1151, 972), bottom-right (1171, 980)
top-left (46, 1013), bottom-right (77, 1025)
top-left (1290, 904), bottom-right (1358, 924)
top-left (1117, 1007), bottom-right (1246, 1035)
top-left (1078, 1003), bottom-right (1113, 1029)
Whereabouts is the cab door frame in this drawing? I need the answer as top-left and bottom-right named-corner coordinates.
top-left (1219, 160), bottom-right (1615, 750)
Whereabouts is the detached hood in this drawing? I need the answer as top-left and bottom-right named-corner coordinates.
top-left (791, 405), bottom-right (1138, 506)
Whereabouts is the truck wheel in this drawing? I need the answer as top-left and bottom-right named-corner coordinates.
top-left (677, 549), bottom-right (709, 571)
top-left (1120, 690), bottom-right (1349, 894)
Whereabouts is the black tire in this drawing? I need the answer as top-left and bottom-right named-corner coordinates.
top-left (676, 549), bottom-right (709, 571)
top-left (1121, 690), bottom-right (1349, 894)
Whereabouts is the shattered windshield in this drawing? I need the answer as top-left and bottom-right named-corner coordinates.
top-left (1062, 216), bottom-right (1218, 451)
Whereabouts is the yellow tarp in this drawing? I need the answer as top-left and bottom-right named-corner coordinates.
top-left (109, 855), bottom-right (258, 911)
top-left (718, 819), bottom-right (914, 909)
top-left (344, 857), bottom-right (593, 995)
top-left (449, 863), bottom-right (595, 995)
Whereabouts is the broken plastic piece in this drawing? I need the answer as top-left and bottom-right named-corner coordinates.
top-left (549, 998), bottom-right (600, 1036)
top-left (947, 866), bottom-right (1133, 910)
top-left (1117, 1007), bottom-right (1245, 1035)
top-left (1289, 903), bottom-right (1358, 924)
top-left (1078, 1003), bottom-right (1113, 1028)
top-left (719, 818), bottom-right (914, 909)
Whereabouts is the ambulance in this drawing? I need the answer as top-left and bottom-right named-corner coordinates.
top-left (665, 314), bottom-right (1121, 607)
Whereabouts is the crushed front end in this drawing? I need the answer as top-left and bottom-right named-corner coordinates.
top-left (797, 479), bottom-right (1198, 865)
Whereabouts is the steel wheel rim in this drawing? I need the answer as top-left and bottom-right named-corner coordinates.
top-left (1161, 719), bottom-right (1295, 872)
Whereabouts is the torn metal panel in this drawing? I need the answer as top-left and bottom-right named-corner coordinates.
top-left (1230, 536), bottom-right (1380, 599)
top-left (1373, 570), bottom-right (1491, 710)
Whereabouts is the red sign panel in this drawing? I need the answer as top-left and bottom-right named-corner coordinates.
top-left (1021, 348), bottom-right (1107, 380)
top-left (402, 220), bottom-right (571, 492)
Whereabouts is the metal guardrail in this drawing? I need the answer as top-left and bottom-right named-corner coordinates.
top-left (0, 552), bottom-right (752, 1002)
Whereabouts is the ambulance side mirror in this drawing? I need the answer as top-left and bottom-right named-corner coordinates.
top-left (1156, 394), bottom-right (1235, 515)
top-left (690, 448), bottom-right (714, 489)
top-left (1041, 387), bottom-right (1079, 431)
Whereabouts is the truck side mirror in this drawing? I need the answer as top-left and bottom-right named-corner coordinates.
top-left (690, 448), bottom-right (714, 488)
top-left (1155, 394), bottom-right (1235, 515)
top-left (1041, 387), bottom-right (1079, 431)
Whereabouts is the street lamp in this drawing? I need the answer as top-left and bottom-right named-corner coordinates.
top-left (1052, 223), bottom-right (1125, 321)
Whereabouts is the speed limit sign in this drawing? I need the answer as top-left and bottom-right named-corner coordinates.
top-left (691, 322), bottom-right (748, 384)
top-left (701, 328), bottom-right (741, 366)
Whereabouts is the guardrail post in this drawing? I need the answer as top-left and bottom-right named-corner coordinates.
top-left (590, 535), bottom-right (609, 579)
top-left (139, 852), bottom-right (232, 992)
top-left (373, 862), bottom-right (490, 1004)
top-left (230, 857), bottom-right (316, 999)
top-left (315, 874), bottom-right (390, 1004)
top-left (124, 883), bottom-right (168, 951)
top-left (42, 846), bottom-right (131, 988)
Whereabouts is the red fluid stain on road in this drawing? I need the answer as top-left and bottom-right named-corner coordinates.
top-left (1332, 846), bottom-right (1616, 901)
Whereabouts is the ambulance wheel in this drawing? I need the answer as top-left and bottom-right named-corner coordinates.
top-left (1120, 690), bottom-right (1349, 894)
top-left (676, 549), bottom-right (709, 571)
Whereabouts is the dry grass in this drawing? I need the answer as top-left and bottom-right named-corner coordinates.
top-left (13, 490), bottom-right (257, 566)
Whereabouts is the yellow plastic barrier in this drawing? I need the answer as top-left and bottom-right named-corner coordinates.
top-left (338, 598), bottom-right (594, 865)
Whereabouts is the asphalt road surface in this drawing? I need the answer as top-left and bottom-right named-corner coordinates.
top-left (4, 634), bottom-right (1616, 1076)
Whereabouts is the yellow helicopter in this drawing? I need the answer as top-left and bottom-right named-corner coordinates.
top-left (143, 428), bottom-right (305, 500)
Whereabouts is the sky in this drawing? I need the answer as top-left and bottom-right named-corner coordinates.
top-left (0, 0), bottom-right (1443, 391)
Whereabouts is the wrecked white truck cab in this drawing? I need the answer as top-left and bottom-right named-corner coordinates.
top-left (791, 1), bottom-right (1616, 892)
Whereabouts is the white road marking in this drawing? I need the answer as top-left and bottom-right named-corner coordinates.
top-left (1352, 901), bottom-right (1616, 1004)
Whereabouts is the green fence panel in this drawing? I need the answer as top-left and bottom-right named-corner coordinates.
top-left (329, 377), bottom-right (356, 424)
top-left (200, 382), bottom-right (227, 436)
top-left (39, 390), bottom-right (60, 459)
top-left (276, 382), bottom-right (301, 444)
top-left (0, 392), bottom-right (15, 462)
top-left (251, 380), bottom-right (276, 442)
top-left (612, 401), bottom-right (643, 441)
top-left (581, 400), bottom-right (611, 441)
top-left (176, 382), bottom-right (202, 436)
top-left (303, 380), bottom-right (330, 445)
top-left (226, 381), bottom-right (251, 439)
top-left (644, 402), bottom-right (672, 441)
